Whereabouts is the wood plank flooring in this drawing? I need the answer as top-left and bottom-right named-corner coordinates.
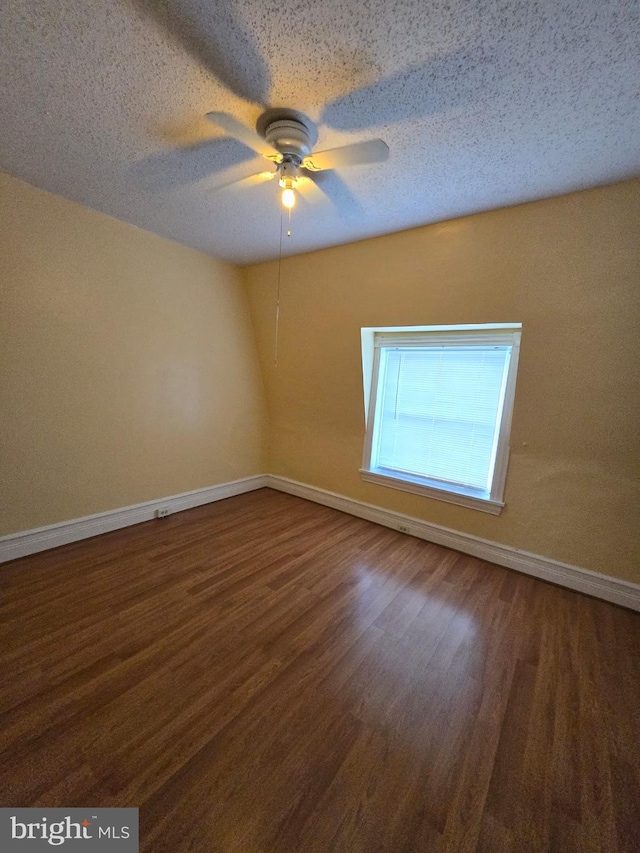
top-left (1, 488), bottom-right (639, 852)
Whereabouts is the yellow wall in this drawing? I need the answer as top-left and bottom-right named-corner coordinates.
top-left (3, 171), bottom-right (638, 583)
top-left (0, 172), bottom-right (267, 534)
top-left (245, 180), bottom-right (640, 583)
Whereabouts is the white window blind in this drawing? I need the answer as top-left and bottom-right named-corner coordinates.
top-left (373, 346), bottom-right (511, 494)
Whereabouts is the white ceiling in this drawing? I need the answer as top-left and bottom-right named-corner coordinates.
top-left (1, 0), bottom-right (638, 264)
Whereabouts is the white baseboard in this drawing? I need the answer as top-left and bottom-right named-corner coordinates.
top-left (266, 475), bottom-right (640, 612)
top-left (3, 473), bottom-right (638, 612)
top-left (0, 475), bottom-right (268, 564)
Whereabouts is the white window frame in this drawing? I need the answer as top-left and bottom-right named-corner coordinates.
top-left (360, 324), bottom-right (522, 515)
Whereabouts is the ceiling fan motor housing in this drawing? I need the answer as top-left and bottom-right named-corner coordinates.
top-left (265, 119), bottom-right (312, 162)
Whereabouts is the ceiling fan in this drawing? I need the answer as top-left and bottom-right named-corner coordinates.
top-left (206, 108), bottom-right (389, 210)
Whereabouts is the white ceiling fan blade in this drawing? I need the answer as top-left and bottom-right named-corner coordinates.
top-left (297, 173), bottom-right (364, 221)
top-left (303, 139), bottom-right (389, 172)
top-left (205, 112), bottom-right (280, 158)
top-left (296, 176), bottom-right (329, 204)
top-left (209, 164), bottom-right (277, 193)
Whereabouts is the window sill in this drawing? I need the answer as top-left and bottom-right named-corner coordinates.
top-left (359, 469), bottom-right (504, 515)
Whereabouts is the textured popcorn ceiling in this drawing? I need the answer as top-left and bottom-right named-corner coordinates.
top-left (0, 0), bottom-right (638, 264)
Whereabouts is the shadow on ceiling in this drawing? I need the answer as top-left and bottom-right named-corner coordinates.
top-left (127, 0), bottom-right (271, 106)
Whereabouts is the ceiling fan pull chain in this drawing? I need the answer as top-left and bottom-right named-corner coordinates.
top-left (275, 207), bottom-right (284, 368)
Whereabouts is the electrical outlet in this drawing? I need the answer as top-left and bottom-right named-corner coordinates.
top-left (397, 524), bottom-right (411, 534)
top-left (156, 508), bottom-right (170, 519)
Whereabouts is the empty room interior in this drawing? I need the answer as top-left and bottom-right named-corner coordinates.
top-left (1, 1), bottom-right (639, 851)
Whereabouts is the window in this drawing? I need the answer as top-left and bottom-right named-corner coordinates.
top-left (361, 325), bottom-right (522, 514)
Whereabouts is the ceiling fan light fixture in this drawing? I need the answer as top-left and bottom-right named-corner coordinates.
top-left (278, 159), bottom-right (299, 209)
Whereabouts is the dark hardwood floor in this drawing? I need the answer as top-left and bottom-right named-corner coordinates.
top-left (1, 488), bottom-right (639, 852)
